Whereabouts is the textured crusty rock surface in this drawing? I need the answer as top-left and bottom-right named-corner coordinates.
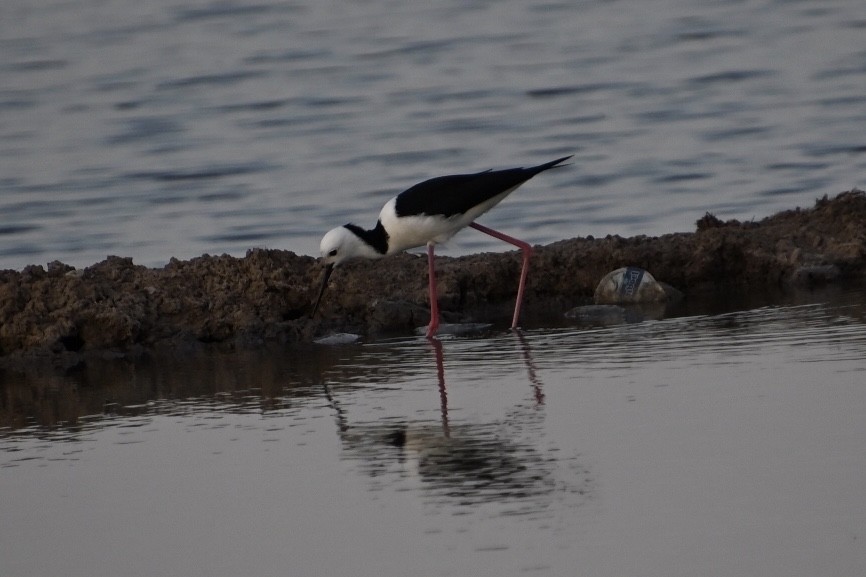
top-left (1, 190), bottom-right (864, 369)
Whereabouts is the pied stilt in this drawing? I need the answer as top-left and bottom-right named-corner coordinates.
top-left (314, 155), bottom-right (572, 337)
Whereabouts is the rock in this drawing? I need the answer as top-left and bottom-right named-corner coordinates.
top-left (1, 190), bottom-right (866, 368)
top-left (565, 303), bottom-right (668, 326)
top-left (314, 333), bottom-right (361, 345)
top-left (564, 304), bottom-right (628, 325)
top-left (790, 265), bottom-right (840, 287)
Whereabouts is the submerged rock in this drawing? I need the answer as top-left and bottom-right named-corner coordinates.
top-left (412, 323), bottom-right (494, 337)
top-left (564, 304), bottom-right (629, 326)
top-left (564, 302), bottom-right (669, 326)
top-left (1, 190), bottom-right (865, 368)
top-left (313, 333), bottom-right (362, 345)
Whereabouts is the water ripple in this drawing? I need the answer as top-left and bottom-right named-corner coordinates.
top-left (1, 0), bottom-right (865, 273)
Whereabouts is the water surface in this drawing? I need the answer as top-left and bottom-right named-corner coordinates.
top-left (2, 0), bottom-right (865, 269)
top-left (2, 291), bottom-right (865, 576)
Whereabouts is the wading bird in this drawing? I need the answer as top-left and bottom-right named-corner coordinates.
top-left (314, 156), bottom-right (571, 337)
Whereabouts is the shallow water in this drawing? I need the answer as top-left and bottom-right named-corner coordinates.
top-left (2, 291), bottom-right (865, 576)
top-left (2, 0), bottom-right (865, 270)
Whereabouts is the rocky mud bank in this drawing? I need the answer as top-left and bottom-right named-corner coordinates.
top-left (1, 190), bottom-right (864, 370)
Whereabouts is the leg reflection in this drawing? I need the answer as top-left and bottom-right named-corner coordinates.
top-left (514, 330), bottom-right (545, 406)
top-left (428, 337), bottom-right (450, 438)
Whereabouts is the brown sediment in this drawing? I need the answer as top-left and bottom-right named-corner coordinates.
top-left (1, 190), bottom-right (865, 369)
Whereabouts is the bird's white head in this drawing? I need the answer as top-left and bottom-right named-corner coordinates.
top-left (319, 225), bottom-right (381, 266)
top-left (313, 225), bottom-right (378, 317)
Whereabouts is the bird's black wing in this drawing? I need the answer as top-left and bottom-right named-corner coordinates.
top-left (394, 156), bottom-right (571, 218)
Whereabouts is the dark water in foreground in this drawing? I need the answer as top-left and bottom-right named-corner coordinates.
top-left (2, 0), bottom-right (865, 270)
top-left (2, 291), bottom-right (865, 576)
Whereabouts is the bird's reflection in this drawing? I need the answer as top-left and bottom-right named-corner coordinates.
top-left (320, 333), bottom-right (584, 512)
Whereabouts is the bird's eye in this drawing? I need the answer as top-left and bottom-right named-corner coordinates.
top-left (328, 249), bottom-right (338, 257)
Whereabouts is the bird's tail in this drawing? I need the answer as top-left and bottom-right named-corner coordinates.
top-left (531, 155), bottom-right (573, 174)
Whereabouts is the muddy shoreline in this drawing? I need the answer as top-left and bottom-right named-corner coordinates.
top-left (1, 190), bottom-right (864, 370)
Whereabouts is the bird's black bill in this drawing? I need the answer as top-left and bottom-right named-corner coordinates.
top-left (312, 263), bottom-right (334, 316)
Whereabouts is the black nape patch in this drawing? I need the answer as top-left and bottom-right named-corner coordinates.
top-left (344, 222), bottom-right (389, 255)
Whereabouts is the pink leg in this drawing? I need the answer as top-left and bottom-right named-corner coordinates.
top-left (426, 242), bottom-right (440, 338)
top-left (469, 222), bottom-right (532, 329)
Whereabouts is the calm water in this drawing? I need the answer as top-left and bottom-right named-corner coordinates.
top-left (2, 290), bottom-right (866, 576)
top-left (1, 0), bottom-right (865, 270)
